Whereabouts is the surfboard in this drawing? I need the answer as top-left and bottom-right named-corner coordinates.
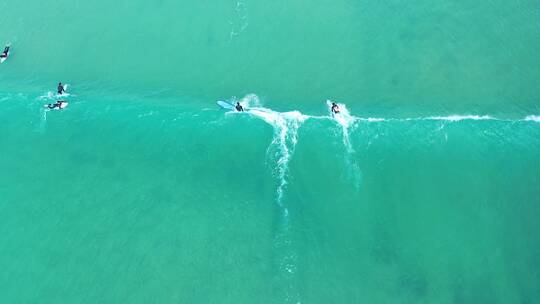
top-left (0, 52), bottom-right (8, 63)
top-left (0, 45), bottom-right (10, 63)
top-left (44, 102), bottom-right (69, 110)
top-left (217, 100), bottom-right (235, 110)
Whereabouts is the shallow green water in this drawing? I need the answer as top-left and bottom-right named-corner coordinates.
top-left (1, 0), bottom-right (540, 303)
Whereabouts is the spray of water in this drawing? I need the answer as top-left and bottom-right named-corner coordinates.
top-left (525, 115), bottom-right (540, 122)
top-left (327, 100), bottom-right (361, 188)
top-left (246, 99), bottom-right (307, 304)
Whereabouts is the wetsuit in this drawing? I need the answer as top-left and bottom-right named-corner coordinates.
top-left (57, 84), bottom-right (65, 94)
top-left (0, 47), bottom-right (8, 58)
top-left (236, 104), bottom-right (244, 112)
top-left (48, 101), bottom-right (63, 109)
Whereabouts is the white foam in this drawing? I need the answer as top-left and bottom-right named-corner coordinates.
top-left (217, 98), bottom-right (536, 125)
top-left (37, 91), bottom-right (71, 101)
top-left (326, 100), bottom-right (361, 188)
top-left (424, 115), bottom-right (493, 121)
top-left (37, 91), bottom-right (56, 100)
top-left (222, 93), bottom-right (263, 112)
top-left (248, 107), bottom-right (307, 205)
top-left (326, 100), bottom-right (355, 150)
top-left (326, 100), bottom-right (355, 128)
top-left (358, 117), bottom-right (386, 122)
top-left (137, 111), bottom-right (155, 118)
top-left (38, 108), bottom-right (47, 132)
top-left (247, 102), bottom-right (305, 304)
top-left (525, 115), bottom-right (540, 122)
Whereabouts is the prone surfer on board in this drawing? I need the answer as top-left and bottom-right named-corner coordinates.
top-left (235, 102), bottom-right (244, 112)
top-left (47, 100), bottom-right (66, 110)
top-left (0, 46), bottom-right (9, 58)
top-left (331, 102), bottom-right (340, 114)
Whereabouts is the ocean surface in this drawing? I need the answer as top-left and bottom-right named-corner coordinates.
top-left (1, 0), bottom-right (540, 303)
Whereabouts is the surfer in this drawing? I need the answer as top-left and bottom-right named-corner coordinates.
top-left (57, 82), bottom-right (66, 95)
top-left (331, 102), bottom-right (340, 114)
top-left (0, 46), bottom-right (9, 58)
top-left (235, 102), bottom-right (244, 112)
top-left (47, 100), bottom-right (66, 110)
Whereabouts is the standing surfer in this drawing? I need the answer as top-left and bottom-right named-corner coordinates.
top-left (235, 102), bottom-right (244, 112)
top-left (57, 82), bottom-right (66, 95)
top-left (331, 102), bottom-right (340, 114)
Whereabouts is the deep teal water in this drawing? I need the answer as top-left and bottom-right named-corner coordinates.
top-left (1, 0), bottom-right (540, 303)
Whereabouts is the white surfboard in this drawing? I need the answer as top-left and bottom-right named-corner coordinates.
top-left (217, 100), bottom-right (235, 111)
top-left (0, 45), bottom-right (10, 63)
top-left (0, 53), bottom-right (8, 63)
top-left (44, 102), bottom-right (69, 110)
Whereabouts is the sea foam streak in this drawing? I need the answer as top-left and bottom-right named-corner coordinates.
top-left (327, 100), bottom-right (355, 152)
top-left (423, 115), bottom-right (493, 121)
top-left (38, 107), bottom-right (47, 132)
top-left (327, 100), bottom-right (361, 188)
top-left (224, 93), bottom-right (262, 113)
top-left (525, 115), bottom-right (540, 122)
top-left (249, 108), bottom-right (307, 206)
top-left (245, 97), bottom-right (306, 304)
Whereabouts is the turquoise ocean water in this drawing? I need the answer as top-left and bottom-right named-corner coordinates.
top-left (1, 0), bottom-right (540, 303)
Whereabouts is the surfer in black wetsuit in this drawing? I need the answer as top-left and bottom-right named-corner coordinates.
top-left (0, 46), bottom-right (9, 58)
top-left (47, 100), bottom-right (65, 110)
top-left (235, 102), bottom-right (244, 112)
top-left (57, 82), bottom-right (65, 95)
top-left (331, 102), bottom-right (340, 114)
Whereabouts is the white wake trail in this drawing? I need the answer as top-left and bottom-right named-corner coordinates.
top-left (525, 115), bottom-right (540, 122)
top-left (247, 102), bottom-right (307, 304)
top-left (327, 100), bottom-right (361, 188)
